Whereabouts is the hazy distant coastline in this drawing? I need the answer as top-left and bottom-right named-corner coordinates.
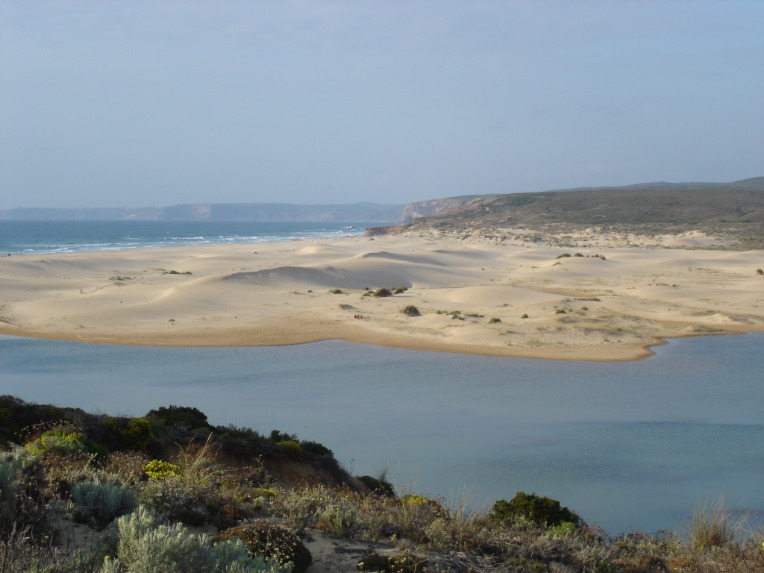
top-left (0, 202), bottom-right (406, 223)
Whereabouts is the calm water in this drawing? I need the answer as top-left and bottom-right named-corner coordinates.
top-left (1, 333), bottom-right (762, 534)
top-left (0, 220), bottom-right (372, 254)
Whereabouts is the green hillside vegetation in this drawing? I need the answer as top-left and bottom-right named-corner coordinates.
top-left (1, 395), bottom-right (762, 572)
top-left (390, 178), bottom-right (764, 249)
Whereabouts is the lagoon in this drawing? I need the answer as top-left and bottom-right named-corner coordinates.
top-left (1, 333), bottom-right (762, 534)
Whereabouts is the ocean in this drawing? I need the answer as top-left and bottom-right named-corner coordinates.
top-left (0, 219), bottom-right (372, 255)
top-left (1, 220), bottom-right (762, 534)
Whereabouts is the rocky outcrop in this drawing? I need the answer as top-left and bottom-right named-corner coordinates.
top-left (397, 195), bottom-right (491, 222)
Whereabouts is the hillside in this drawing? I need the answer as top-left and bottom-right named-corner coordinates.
top-left (381, 177), bottom-right (764, 249)
top-left (2, 396), bottom-right (762, 572)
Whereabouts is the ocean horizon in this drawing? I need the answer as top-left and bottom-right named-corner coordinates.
top-left (0, 219), bottom-right (381, 255)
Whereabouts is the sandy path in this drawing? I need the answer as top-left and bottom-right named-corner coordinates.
top-left (1, 232), bottom-right (762, 361)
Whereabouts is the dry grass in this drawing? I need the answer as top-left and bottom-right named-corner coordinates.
top-left (685, 497), bottom-right (749, 553)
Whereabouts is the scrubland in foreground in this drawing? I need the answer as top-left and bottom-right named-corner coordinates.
top-left (1, 396), bottom-right (762, 573)
top-left (1, 230), bottom-right (763, 361)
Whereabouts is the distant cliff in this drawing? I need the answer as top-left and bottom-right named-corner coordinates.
top-left (0, 197), bottom-right (488, 223)
top-left (397, 195), bottom-right (490, 222)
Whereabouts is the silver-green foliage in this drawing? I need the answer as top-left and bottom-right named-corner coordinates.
top-left (0, 455), bottom-right (22, 502)
top-left (0, 455), bottom-right (23, 530)
top-left (71, 479), bottom-right (138, 528)
top-left (102, 506), bottom-right (288, 573)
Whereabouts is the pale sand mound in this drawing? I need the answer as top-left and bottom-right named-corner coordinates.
top-left (1, 234), bottom-right (763, 361)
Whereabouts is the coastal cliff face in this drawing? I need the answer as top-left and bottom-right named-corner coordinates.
top-left (397, 195), bottom-right (491, 222)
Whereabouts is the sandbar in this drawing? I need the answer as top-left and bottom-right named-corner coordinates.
top-left (1, 230), bottom-right (763, 361)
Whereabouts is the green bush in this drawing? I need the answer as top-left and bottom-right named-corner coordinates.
top-left (555, 253), bottom-right (572, 259)
top-left (25, 427), bottom-right (91, 458)
top-left (147, 405), bottom-right (209, 431)
top-left (107, 417), bottom-right (153, 450)
top-left (299, 440), bottom-right (333, 456)
top-left (489, 492), bottom-right (580, 527)
top-left (216, 521), bottom-right (312, 573)
top-left (269, 429), bottom-right (296, 443)
top-left (0, 395), bottom-right (66, 444)
top-left (277, 441), bottom-right (302, 456)
top-left (489, 317), bottom-right (501, 323)
top-left (373, 287), bottom-right (392, 297)
top-left (70, 478), bottom-right (138, 529)
top-left (358, 475), bottom-right (395, 497)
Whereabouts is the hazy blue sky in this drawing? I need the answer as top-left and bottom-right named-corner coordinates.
top-left (2, 1), bottom-right (762, 209)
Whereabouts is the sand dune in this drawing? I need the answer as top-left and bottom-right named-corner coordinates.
top-left (1, 232), bottom-right (762, 360)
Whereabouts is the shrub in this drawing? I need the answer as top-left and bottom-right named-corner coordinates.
top-left (267, 485), bottom-right (335, 530)
top-left (25, 427), bottom-right (90, 458)
top-left (139, 478), bottom-right (210, 526)
top-left (358, 475), bottom-right (395, 497)
top-left (489, 492), bottom-right (580, 527)
top-left (521, 313), bottom-right (529, 319)
top-left (401, 494), bottom-right (429, 506)
top-left (373, 287), bottom-right (392, 297)
top-left (757, 268), bottom-right (763, 275)
top-left (357, 550), bottom-right (428, 572)
top-left (277, 441), bottom-right (302, 456)
top-left (555, 253), bottom-right (571, 259)
top-left (216, 521), bottom-right (312, 573)
top-left (0, 455), bottom-right (23, 533)
top-left (489, 317), bottom-right (501, 323)
top-left (70, 478), bottom-right (138, 529)
top-left (329, 288), bottom-right (342, 294)
top-left (270, 430), bottom-right (296, 443)
top-left (107, 417), bottom-right (153, 450)
top-left (147, 405), bottom-right (209, 431)
top-left (143, 459), bottom-right (181, 481)
top-left (393, 287), bottom-right (407, 294)
top-left (109, 506), bottom-right (282, 572)
top-left (299, 440), bottom-right (333, 456)
top-left (401, 305), bottom-right (421, 317)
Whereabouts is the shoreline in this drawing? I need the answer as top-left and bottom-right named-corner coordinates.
top-left (1, 232), bottom-right (762, 362)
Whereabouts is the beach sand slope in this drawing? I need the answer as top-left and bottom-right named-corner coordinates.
top-left (1, 233), bottom-right (763, 361)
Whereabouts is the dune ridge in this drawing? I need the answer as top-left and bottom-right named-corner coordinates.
top-left (1, 231), bottom-right (762, 361)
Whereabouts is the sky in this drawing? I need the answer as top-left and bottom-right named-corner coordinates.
top-left (1, 1), bottom-right (763, 209)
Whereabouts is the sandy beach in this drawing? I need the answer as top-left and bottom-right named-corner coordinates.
top-left (1, 230), bottom-right (763, 361)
